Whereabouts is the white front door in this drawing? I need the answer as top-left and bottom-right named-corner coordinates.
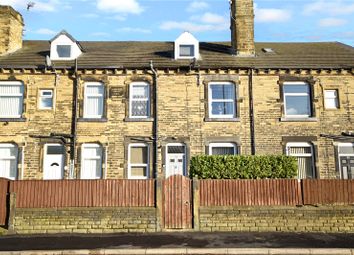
top-left (43, 144), bottom-right (65, 180)
top-left (166, 144), bottom-right (186, 178)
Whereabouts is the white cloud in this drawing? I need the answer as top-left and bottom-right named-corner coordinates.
top-left (160, 21), bottom-right (227, 33)
top-left (187, 1), bottom-right (209, 12)
top-left (116, 27), bottom-right (151, 34)
top-left (255, 5), bottom-right (291, 23)
top-left (97, 0), bottom-right (143, 14)
top-left (303, 1), bottom-right (354, 16)
top-left (319, 18), bottom-right (347, 27)
top-left (33, 28), bottom-right (57, 35)
top-left (199, 12), bottom-right (227, 24)
top-left (1, 0), bottom-right (59, 12)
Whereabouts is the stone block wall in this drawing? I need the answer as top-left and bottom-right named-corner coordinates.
top-left (199, 206), bottom-right (354, 233)
top-left (13, 207), bottom-right (157, 234)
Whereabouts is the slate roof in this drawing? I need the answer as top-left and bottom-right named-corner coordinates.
top-left (0, 40), bottom-right (353, 69)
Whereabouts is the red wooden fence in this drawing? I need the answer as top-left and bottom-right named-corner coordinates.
top-left (0, 178), bottom-right (9, 225)
top-left (199, 179), bottom-right (302, 206)
top-left (302, 179), bottom-right (354, 205)
top-left (9, 179), bottom-right (155, 208)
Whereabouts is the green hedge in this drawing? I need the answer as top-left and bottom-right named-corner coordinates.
top-left (190, 155), bottom-right (297, 179)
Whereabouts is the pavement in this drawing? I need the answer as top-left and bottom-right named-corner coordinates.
top-left (0, 232), bottom-right (354, 254)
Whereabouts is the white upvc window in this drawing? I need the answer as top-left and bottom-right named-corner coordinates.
top-left (0, 144), bottom-right (18, 180)
top-left (39, 89), bottom-right (54, 110)
top-left (128, 143), bottom-right (149, 179)
top-left (84, 82), bottom-right (104, 118)
top-left (80, 144), bottom-right (103, 180)
top-left (283, 82), bottom-right (311, 118)
top-left (179, 45), bottom-right (195, 57)
top-left (324, 90), bottom-right (339, 109)
top-left (0, 81), bottom-right (24, 118)
top-left (209, 143), bottom-right (238, 155)
top-left (337, 143), bottom-right (354, 180)
top-left (129, 82), bottom-right (150, 118)
top-left (208, 82), bottom-right (236, 118)
top-left (286, 142), bottom-right (315, 179)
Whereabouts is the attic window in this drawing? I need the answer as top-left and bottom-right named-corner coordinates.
top-left (179, 45), bottom-right (195, 57)
top-left (57, 45), bottom-right (71, 58)
top-left (262, 48), bottom-right (274, 53)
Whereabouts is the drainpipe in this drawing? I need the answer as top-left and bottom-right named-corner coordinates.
top-left (150, 61), bottom-right (158, 178)
top-left (248, 68), bottom-right (256, 155)
top-left (69, 59), bottom-right (79, 179)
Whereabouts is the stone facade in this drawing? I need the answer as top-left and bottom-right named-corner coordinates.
top-left (13, 207), bottom-right (157, 234)
top-left (199, 206), bottom-right (354, 233)
top-left (0, 6), bottom-right (23, 55)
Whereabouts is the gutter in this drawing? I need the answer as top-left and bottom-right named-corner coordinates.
top-left (248, 68), bottom-right (256, 155)
top-left (150, 61), bottom-right (158, 178)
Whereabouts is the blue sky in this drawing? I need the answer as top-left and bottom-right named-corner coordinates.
top-left (2, 0), bottom-right (354, 46)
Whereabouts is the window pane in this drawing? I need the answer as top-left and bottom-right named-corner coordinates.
top-left (325, 90), bottom-right (338, 109)
top-left (0, 145), bottom-right (18, 180)
top-left (212, 147), bottom-right (235, 155)
top-left (86, 85), bottom-right (103, 95)
top-left (289, 147), bottom-right (312, 154)
top-left (211, 102), bottom-right (234, 115)
top-left (130, 146), bottom-right (148, 164)
top-left (82, 159), bottom-right (102, 179)
top-left (131, 100), bottom-right (148, 117)
top-left (0, 96), bottom-right (22, 116)
top-left (339, 145), bottom-right (354, 154)
top-left (210, 84), bottom-right (235, 100)
top-left (180, 45), bottom-right (194, 57)
top-left (47, 145), bottom-right (64, 155)
top-left (130, 166), bottom-right (147, 177)
top-left (41, 97), bottom-right (53, 109)
top-left (86, 97), bottom-right (103, 116)
top-left (285, 96), bottom-right (310, 115)
top-left (84, 147), bottom-right (101, 157)
top-left (57, 45), bottom-right (71, 58)
top-left (168, 146), bottom-right (185, 153)
top-left (296, 156), bottom-right (314, 179)
top-left (284, 85), bottom-right (309, 94)
top-left (0, 85), bottom-right (22, 94)
top-left (132, 85), bottom-right (148, 99)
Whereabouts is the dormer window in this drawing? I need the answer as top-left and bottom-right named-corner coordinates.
top-left (57, 45), bottom-right (71, 58)
top-left (50, 30), bottom-right (82, 61)
top-left (174, 32), bottom-right (199, 60)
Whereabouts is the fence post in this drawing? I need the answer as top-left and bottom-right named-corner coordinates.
top-left (192, 177), bottom-right (200, 231)
top-left (155, 177), bottom-right (163, 231)
top-left (7, 192), bottom-right (16, 234)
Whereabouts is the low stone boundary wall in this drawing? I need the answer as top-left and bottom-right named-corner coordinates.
top-left (13, 207), bottom-right (157, 234)
top-left (199, 206), bottom-right (354, 233)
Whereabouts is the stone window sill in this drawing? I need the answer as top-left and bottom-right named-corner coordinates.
top-left (204, 117), bottom-right (240, 122)
top-left (124, 117), bottom-right (154, 122)
top-left (0, 118), bottom-right (27, 122)
top-left (280, 117), bottom-right (318, 122)
top-left (77, 118), bottom-right (108, 122)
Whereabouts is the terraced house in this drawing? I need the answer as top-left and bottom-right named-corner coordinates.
top-left (0, 0), bottom-right (353, 182)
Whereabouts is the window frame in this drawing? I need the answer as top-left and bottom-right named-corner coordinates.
top-left (80, 143), bottom-right (103, 180)
top-left (128, 143), bottom-right (150, 179)
top-left (83, 82), bottom-right (105, 119)
top-left (324, 89), bottom-right (339, 109)
top-left (129, 82), bottom-right (150, 119)
top-left (337, 143), bottom-right (354, 179)
top-left (286, 142), bottom-right (315, 179)
top-left (38, 89), bottom-right (54, 110)
top-left (0, 143), bottom-right (18, 180)
top-left (283, 82), bottom-right (312, 118)
top-left (0, 81), bottom-right (24, 118)
top-left (208, 142), bottom-right (238, 155)
top-left (208, 82), bottom-right (236, 119)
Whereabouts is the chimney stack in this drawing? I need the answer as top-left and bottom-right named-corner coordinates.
top-left (0, 5), bottom-right (24, 56)
top-left (230, 0), bottom-right (255, 57)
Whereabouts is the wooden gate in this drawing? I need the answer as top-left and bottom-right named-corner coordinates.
top-left (0, 178), bottom-right (9, 226)
top-left (162, 175), bottom-right (192, 229)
